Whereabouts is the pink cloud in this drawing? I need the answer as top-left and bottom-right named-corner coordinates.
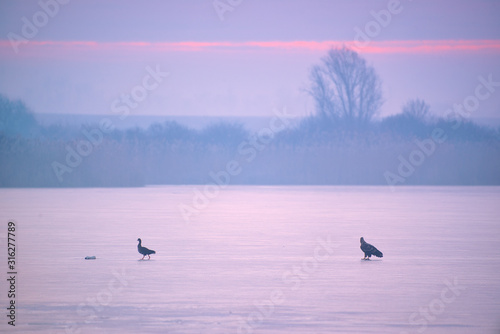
top-left (1, 39), bottom-right (499, 59)
top-left (352, 40), bottom-right (500, 54)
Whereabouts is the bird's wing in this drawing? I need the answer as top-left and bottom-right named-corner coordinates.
top-left (361, 243), bottom-right (377, 253)
top-left (142, 246), bottom-right (155, 254)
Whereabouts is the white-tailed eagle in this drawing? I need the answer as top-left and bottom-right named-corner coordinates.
top-left (360, 237), bottom-right (383, 260)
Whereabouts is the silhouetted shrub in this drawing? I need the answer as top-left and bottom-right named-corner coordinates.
top-left (0, 94), bottom-right (39, 137)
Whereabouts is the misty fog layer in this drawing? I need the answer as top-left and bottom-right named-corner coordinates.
top-left (1, 93), bottom-right (499, 188)
top-left (1, 47), bottom-right (499, 188)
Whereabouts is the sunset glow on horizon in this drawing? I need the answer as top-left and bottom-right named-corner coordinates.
top-left (2, 39), bottom-right (500, 59)
top-left (1, 0), bottom-right (499, 118)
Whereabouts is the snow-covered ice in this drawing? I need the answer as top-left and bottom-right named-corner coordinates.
top-left (1, 186), bottom-right (499, 333)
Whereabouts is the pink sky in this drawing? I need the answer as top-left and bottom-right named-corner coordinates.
top-left (2, 39), bottom-right (500, 58)
top-left (0, 1), bottom-right (499, 120)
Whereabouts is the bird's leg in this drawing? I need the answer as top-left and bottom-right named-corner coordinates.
top-left (141, 255), bottom-right (145, 260)
top-left (148, 255), bottom-right (151, 260)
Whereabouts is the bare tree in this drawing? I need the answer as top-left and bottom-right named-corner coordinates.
top-left (402, 98), bottom-right (430, 120)
top-left (308, 47), bottom-right (383, 124)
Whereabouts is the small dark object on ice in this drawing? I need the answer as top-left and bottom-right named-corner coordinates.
top-left (85, 256), bottom-right (96, 260)
top-left (360, 237), bottom-right (383, 260)
top-left (137, 238), bottom-right (156, 260)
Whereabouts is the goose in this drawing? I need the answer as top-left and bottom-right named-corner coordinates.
top-left (137, 238), bottom-right (156, 260)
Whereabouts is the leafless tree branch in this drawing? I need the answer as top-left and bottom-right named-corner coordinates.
top-left (308, 47), bottom-right (383, 125)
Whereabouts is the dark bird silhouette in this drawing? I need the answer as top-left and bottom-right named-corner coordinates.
top-left (360, 237), bottom-right (383, 260)
top-left (137, 238), bottom-right (156, 260)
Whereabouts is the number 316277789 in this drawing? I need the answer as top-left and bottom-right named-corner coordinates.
top-left (8, 222), bottom-right (16, 271)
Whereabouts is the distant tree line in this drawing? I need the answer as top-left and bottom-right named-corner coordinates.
top-left (1, 47), bottom-right (499, 187)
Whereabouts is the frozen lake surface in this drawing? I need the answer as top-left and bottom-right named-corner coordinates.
top-left (1, 186), bottom-right (499, 333)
